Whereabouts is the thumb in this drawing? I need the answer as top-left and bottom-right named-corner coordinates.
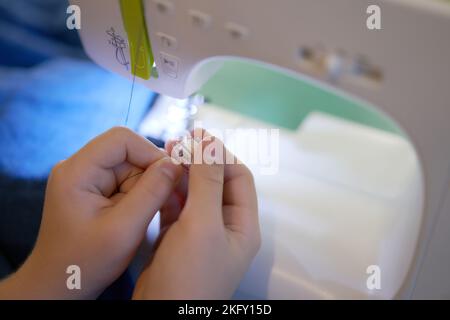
top-left (113, 157), bottom-right (183, 230)
top-left (184, 137), bottom-right (225, 222)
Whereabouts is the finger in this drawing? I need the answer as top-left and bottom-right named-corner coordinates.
top-left (178, 130), bottom-right (258, 233)
top-left (165, 138), bottom-right (180, 158)
top-left (223, 163), bottom-right (257, 210)
top-left (112, 157), bottom-right (183, 231)
top-left (194, 130), bottom-right (257, 211)
top-left (109, 192), bottom-right (126, 205)
top-left (215, 145), bottom-right (259, 248)
top-left (221, 149), bottom-right (258, 238)
top-left (167, 134), bottom-right (243, 184)
top-left (160, 170), bottom-right (188, 230)
top-left (222, 169), bottom-right (259, 236)
top-left (74, 127), bottom-right (165, 170)
top-left (167, 130), bottom-right (258, 232)
top-left (160, 192), bottom-right (183, 230)
top-left (66, 127), bottom-right (166, 197)
top-left (113, 162), bottom-right (145, 193)
top-left (184, 133), bottom-right (225, 221)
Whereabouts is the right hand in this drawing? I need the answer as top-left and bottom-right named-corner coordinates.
top-left (133, 130), bottom-right (261, 299)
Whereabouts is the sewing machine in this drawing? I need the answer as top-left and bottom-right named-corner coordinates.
top-left (70, 0), bottom-right (450, 299)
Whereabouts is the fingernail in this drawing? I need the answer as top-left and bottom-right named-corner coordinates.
top-left (173, 136), bottom-right (185, 143)
top-left (159, 157), bottom-right (181, 181)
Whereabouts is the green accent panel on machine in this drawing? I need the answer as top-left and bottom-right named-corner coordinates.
top-left (200, 61), bottom-right (403, 136)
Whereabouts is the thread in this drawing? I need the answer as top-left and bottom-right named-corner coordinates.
top-left (124, 27), bottom-right (145, 127)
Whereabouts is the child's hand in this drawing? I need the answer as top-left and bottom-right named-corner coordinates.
top-left (133, 130), bottom-right (261, 299)
top-left (0, 127), bottom-right (182, 299)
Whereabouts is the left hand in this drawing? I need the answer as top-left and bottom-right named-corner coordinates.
top-left (0, 127), bottom-right (182, 299)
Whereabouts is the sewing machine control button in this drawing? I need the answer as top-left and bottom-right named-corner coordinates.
top-left (188, 10), bottom-right (212, 29)
top-left (160, 52), bottom-right (179, 78)
top-left (325, 53), bottom-right (343, 82)
top-left (153, 0), bottom-right (174, 14)
top-left (225, 22), bottom-right (249, 40)
top-left (156, 32), bottom-right (178, 49)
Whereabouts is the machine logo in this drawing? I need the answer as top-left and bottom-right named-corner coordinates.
top-left (107, 28), bottom-right (130, 71)
top-left (366, 5), bottom-right (382, 30)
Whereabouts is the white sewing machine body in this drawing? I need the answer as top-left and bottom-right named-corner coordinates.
top-left (71, 0), bottom-right (450, 299)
